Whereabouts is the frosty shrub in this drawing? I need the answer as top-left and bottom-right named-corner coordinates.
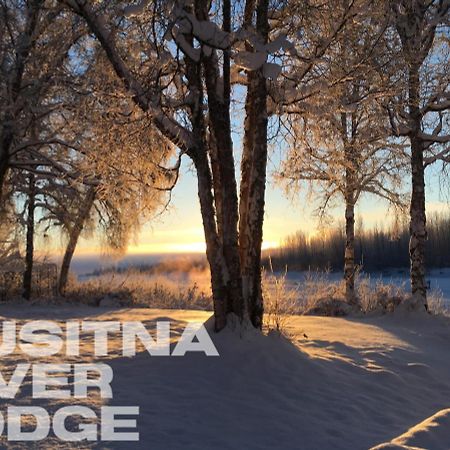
top-left (66, 270), bottom-right (213, 311)
top-left (428, 289), bottom-right (449, 316)
top-left (261, 268), bottom-right (428, 318)
top-left (301, 270), bottom-right (344, 312)
top-left (356, 275), bottom-right (408, 314)
top-left (262, 267), bottom-right (299, 334)
top-left (263, 269), bottom-right (348, 322)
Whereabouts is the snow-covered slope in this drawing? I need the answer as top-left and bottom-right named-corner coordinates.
top-left (373, 408), bottom-right (450, 449)
top-left (1, 306), bottom-right (450, 449)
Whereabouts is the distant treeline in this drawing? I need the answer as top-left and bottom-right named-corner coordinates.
top-left (266, 212), bottom-right (450, 272)
top-left (85, 255), bottom-right (208, 278)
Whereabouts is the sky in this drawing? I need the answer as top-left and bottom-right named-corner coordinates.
top-left (44, 147), bottom-right (450, 261)
top-left (36, 87), bottom-right (450, 261)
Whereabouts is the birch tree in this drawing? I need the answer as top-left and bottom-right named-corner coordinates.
top-left (54, 0), bottom-right (262, 329)
top-left (54, 48), bottom-right (176, 294)
top-left (22, 173), bottom-right (36, 299)
top-left (55, 0), bottom-right (362, 330)
top-left (11, 163), bottom-right (48, 299)
top-left (36, 179), bottom-right (96, 295)
top-left (279, 4), bottom-right (407, 305)
top-left (280, 101), bottom-right (406, 304)
top-left (387, 0), bottom-right (450, 309)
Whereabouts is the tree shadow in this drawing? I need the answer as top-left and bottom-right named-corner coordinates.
top-left (1, 312), bottom-right (450, 449)
top-left (96, 314), bottom-right (450, 449)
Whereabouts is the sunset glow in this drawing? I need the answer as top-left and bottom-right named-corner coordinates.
top-left (71, 239), bottom-right (280, 257)
top-left (127, 241), bottom-right (207, 254)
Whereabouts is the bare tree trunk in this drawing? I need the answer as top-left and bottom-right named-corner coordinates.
top-left (240, 69), bottom-right (257, 318)
top-left (0, 154), bottom-right (9, 203)
top-left (343, 110), bottom-right (357, 305)
top-left (408, 65), bottom-right (428, 310)
top-left (239, 0), bottom-right (269, 328)
top-left (340, 108), bottom-right (359, 306)
top-left (193, 149), bottom-right (229, 331)
top-left (183, 23), bottom-right (239, 330)
top-left (206, 101), bottom-right (243, 318)
top-left (58, 186), bottom-right (96, 295)
top-left (208, 133), bottom-right (223, 240)
top-left (0, 122), bottom-right (15, 204)
top-left (344, 196), bottom-right (356, 304)
top-left (23, 174), bottom-right (36, 300)
top-left (409, 134), bottom-right (427, 308)
top-left (239, 72), bottom-right (268, 328)
top-left (198, 0), bottom-right (244, 320)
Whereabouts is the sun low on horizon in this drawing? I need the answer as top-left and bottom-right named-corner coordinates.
top-left (66, 227), bottom-right (283, 258)
top-left (44, 166), bottom-right (450, 261)
top-left (36, 131), bottom-right (450, 262)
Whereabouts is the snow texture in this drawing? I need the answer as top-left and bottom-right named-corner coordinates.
top-left (173, 28), bottom-right (201, 62)
top-left (1, 306), bottom-right (450, 448)
top-left (234, 51), bottom-right (267, 71)
top-left (263, 62), bottom-right (282, 80)
top-left (373, 409), bottom-right (450, 449)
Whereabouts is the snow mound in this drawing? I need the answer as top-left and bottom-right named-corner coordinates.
top-left (372, 409), bottom-right (450, 450)
top-left (303, 298), bottom-right (354, 316)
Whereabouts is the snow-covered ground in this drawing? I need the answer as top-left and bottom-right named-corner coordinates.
top-left (1, 306), bottom-right (450, 449)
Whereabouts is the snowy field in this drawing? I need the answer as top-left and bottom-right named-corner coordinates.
top-left (1, 306), bottom-right (450, 449)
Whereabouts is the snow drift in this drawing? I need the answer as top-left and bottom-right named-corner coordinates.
top-left (1, 306), bottom-right (450, 449)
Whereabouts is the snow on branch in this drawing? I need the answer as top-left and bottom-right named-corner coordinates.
top-left (262, 63), bottom-right (282, 80)
top-left (418, 132), bottom-right (450, 144)
top-left (232, 30), bottom-right (290, 78)
top-left (166, 6), bottom-right (230, 62)
top-left (234, 51), bottom-right (267, 71)
top-left (183, 12), bottom-right (230, 50)
top-left (387, 106), bottom-right (411, 137)
top-left (166, 6), bottom-right (285, 79)
top-left (172, 28), bottom-right (201, 62)
top-left (424, 146), bottom-right (450, 167)
top-left (123, 0), bottom-right (150, 18)
top-left (422, 92), bottom-right (450, 114)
